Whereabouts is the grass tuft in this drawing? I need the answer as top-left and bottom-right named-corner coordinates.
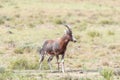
top-left (9, 57), bottom-right (39, 70)
top-left (0, 5), bottom-right (3, 8)
top-left (0, 18), bottom-right (4, 25)
top-left (53, 18), bottom-right (63, 24)
top-left (107, 31), bottom-right (115, 36)
top-left (100, 67), bottom-right (114, 80)
top-left (87, 31), bottom-right (101, 38)
top-left (99, 19), bottom-right (116, 25)
top-left (14, 47), bottom-right (24, 54)
top-left (0, 51), bottom-right (5, 54)
top-left (0, 70), bottom-right (37, 80)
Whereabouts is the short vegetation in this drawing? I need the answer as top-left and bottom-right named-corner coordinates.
top-left (0, 0), bottom-right (120, 79)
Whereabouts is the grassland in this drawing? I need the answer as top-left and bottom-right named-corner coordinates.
top-left (0, 0), bottom-right (120, 80)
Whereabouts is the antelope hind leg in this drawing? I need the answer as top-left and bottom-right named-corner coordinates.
top-left (39, 55), bottom-right (44, 70)
top-left (47, 55), bottom-right (54, 72)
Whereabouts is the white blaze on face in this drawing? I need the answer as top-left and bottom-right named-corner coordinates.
top-left (71, 34), bottom-right (76, 42)
top-left (72, 36), bottom-right (76, 41)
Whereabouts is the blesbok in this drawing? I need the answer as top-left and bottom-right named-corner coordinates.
top-left (39, 24), bottom-right (76, 73)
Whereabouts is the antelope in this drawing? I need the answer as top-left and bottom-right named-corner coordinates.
top-left (39, 24), bottom-right (76, 73)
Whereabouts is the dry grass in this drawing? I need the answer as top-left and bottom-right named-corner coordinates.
top-left (0, 0), bottom-right (120, 80)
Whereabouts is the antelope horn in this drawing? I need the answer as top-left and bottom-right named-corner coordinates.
top-left (63, 24), bottom-right (71, 32)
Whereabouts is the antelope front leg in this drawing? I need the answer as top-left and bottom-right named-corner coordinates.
top-left (56, 55), bottom-right (60, 71)
top-left (61, 54), bottom-right (65, 73)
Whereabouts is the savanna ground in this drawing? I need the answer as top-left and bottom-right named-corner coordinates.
top-left (0, 0), bottom-right (120, 80)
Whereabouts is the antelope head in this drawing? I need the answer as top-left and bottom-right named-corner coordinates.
top-left (64, 24), bottom-right (77, 42)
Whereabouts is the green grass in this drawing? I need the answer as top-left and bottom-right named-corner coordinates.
top-left (100, 67), bottom-right (114, 80)
top-left (8, 54), bottom-right (39, 70)
top-left (0, 71), bottom-right (37, 80)
top-left (0, 66), bottom-right (36, 80)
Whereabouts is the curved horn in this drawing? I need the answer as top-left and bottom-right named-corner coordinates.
top-left (63, 24), bottom-right (71, 32)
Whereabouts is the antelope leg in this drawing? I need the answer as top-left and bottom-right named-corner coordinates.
top-left (56, 55), bottom-right (60, 71)
top-left (61, 54), bottom-right (65, 73)
top-left (47, 55), bottom-right (54, 72)
top-left (39, 55), bottom-right (44, 70)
